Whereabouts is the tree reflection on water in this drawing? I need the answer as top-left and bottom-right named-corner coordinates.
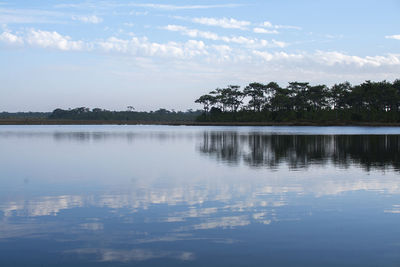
top-left (198, 132), bottom-right (400, 171)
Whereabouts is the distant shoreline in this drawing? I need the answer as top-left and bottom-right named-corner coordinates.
top-left (1, 119), bottom-right (400, 127)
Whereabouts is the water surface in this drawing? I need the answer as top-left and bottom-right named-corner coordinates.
top-left (1, 125), bottom-right (400, 266)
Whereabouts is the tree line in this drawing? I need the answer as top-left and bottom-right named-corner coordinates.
top-left (49, 107), bottom-right (202, 122)
top-left (195, 80), bottom-right (400, 122)
top-left (0, 112), bottom-right (51, 119)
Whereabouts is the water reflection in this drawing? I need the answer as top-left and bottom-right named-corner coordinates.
top-left (199, 132), bottom-right (400, 171)
top-left (1, 126), bottom-right (400, 266)
top-left (68, 248), bottom-right (195, 262)
top-left (0, 129), bottom-right (195, 142)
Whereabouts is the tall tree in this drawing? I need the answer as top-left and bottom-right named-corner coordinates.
top-left (308, 84), bottom-right (329, 110)
top-left (224, 85), bottom-right (244, 112)
top-left (287, 82), bottom-right (310, 111)
top-left (244, 83), bottom-right (265, 111)
top-left (330, 82), bottom-right (351, 110)
top-left (195, 94), bottom-right (216, 113)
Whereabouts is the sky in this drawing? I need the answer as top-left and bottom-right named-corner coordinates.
top-left (0, 0), bottom-right (400, 112)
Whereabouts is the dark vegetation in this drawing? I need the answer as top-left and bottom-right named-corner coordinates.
top-left (0, 108), bottom-right (201, 124)
top-left (48, 108), bottom-right (201, 122)
top-left (0, 112), bottom-right (51, 119)
top-left (195, 80), bottom-right (400, 123)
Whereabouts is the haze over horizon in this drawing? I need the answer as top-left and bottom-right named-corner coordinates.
top-left (1, 0), bottom-right (400, 112)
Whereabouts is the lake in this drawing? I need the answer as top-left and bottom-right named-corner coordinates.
top-left (1, 125), bottom-right (400, 266)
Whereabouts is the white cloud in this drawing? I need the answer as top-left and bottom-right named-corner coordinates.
top-left (0, 30), bottom-right (23, 44)
top-left (191, 17), bottom-right (250, 30)
top-left (261, 21), bottom-right (301, 30)
top-left (1, 28), bottom-right (87, 51)
top-left (126, 3), bottom-right (241, 10)
top-left (164, 25), bottom-right (219, 40)
top-left (163, 25), bottom-right (287, 48)
top-left (223, 35), bottom-right (256, 45)
top-left (253, 27), bottom-right (278, 34)
top-left (54, 3), bottom-right (97, 9)
top-left (275, 25), bottom-right (302, 30)
top-left (0, 28), bottom-right (208, 58)
top-left (1, 28), bottom-right (399, 76)
top-left (0, 7), bottom-right (65, 24)
top-left (253, 50), bottom-right (304, 61)
top-left (98, 36), bottom-right (208, 59)
top-left (385, 35), bottom-right (400, 40)
top-left (271, 39), bottom-right (287, 48)
top-left (314, 51), bottom-right (400, 67)
top-left (26, 29), bottom-right (86, 51)
top-left (55, 2), bottom-right (242, 10)
top-left (325, 34), bottom-right (343, 39)
top-left (72, 15), bottom-right (102, 24)
top-left (252, 49), bottom-right (400, 68)
top-left (212, 44), bottom-right (232, 54)
top-left (174, 16), bottom-right (298, 33)
top-left (262, 21), bottom-right (273, 28)
top-left (209, 45), bottom-right (234, 62)
top-left (129, 10), bottom-right (149, 16)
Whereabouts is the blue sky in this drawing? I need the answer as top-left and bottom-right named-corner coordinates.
top-left (1, 0), bottom-right (399, 111)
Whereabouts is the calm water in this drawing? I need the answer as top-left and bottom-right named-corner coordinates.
top-left (1, 125), bottom-right (400, 266)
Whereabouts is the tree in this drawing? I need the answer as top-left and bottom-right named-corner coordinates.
top-left (287, 82), bottom-right (310, 111)
top-left (330, 82), bottom-right (351, 110)
top-left (244, 83), bottom-right (265, 111)
top-left (195, 94), bottom-right (216, 113)
top-left (393, 79), bottom-right (400, 111)
top-left (308, 84), bottom-right (329, 110)
top-left (223, 85), bottom-right (244, 112)
top-left (269, 87), bottom-right (292, 111)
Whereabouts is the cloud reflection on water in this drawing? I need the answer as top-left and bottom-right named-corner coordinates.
top-left (1, 126), bottom-right (400, 265)
top-left (69, 248), bottom-right (195, 262)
